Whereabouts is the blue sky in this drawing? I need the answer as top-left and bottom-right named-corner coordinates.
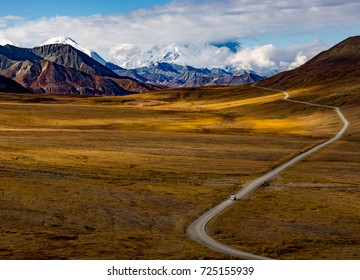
top-left (0, 0), bottom-right (359, 70)
top-left (0, 0), bottom-right (360, 47)
top-left (1, 0), bottom-right (173, 19)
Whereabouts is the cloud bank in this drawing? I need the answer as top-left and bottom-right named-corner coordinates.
top-left (108, 40), bottom-right (327, 76)
top-left (0, 0), bottom-right (358, 71)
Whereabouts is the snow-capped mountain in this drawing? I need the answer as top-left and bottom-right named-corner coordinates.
top-left (109, 62), bottom-right (264, 88)
top-left (42, 36), bottom-right (107, 65)
top-left (39, 37), bottom-right (266, 87)
top-left (109, 42), bottom-right (281, 77)
top-left (41, 37), bottom-right (281, 77)
top-left (110, 43), bottom-right (234, 69)
top-left (0, 39), bottom-right (16, 46)
top-left (0, 43), bottom-right (157, 95)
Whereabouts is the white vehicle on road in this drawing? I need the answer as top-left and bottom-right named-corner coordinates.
top-left (187, 84), bottom-right (349, 260)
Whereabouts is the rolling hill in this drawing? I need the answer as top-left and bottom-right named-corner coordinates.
top-left (258, 36), bottom-right (360, 91)
top-left (208, 35), bottom-right (360, 259)
top-left (0, 35), bottom-right (359, 260)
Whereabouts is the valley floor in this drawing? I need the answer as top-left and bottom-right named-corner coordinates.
top-left (210, 86), bottom-right (360, 259)
top-left (0, 85), bottom-right (358, 259)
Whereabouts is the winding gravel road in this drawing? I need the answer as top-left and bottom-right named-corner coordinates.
top-left (187, 85), bottom-right (349, 260)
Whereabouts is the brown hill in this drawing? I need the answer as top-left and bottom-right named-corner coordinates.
top-left (258, 36), bottom-right (360, 90)
top-left (2, 59), bottom-right (134, 95)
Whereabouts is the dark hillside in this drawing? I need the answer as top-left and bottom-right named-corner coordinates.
top-left (0, 74), bottom-right (31, 93)
top-left (258, 36), bottom-right (360, 90)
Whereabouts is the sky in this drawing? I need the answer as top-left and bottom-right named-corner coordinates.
top-left (0, 0), bottom-right (359, 71)
top-left (0, 0), bottom-right (174, 19)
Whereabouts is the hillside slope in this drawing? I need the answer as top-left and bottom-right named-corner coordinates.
top-left (258, 36), bottom-right (360, 91)
top-left (209, 36), bottom-right (360, 259)
top-left (0, 74), bottom-right (31, 93)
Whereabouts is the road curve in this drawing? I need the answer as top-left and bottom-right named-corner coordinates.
top-left (187, 85), bottom-right (349, 260)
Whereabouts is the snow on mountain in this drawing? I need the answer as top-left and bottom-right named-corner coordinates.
top-left (40, 37), bottom-right (294, 77)
top-left (42, 36), bottom-right (107, 65)
top-left (39, 37), bottom-right (325, 78)
top-left (112, 62), bottom-right (264, 88)
top-left (109, 42), bottom-right (282, 77)
top-left (40, 37), bottom-right (266, 78)
top-left (0, 39), bottom-right (16, 46)
top-left (110, 43), bottom-right (234, 69)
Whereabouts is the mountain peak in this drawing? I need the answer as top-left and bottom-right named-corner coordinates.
top-left (43, 36), bottom-right (79, 46)
top-left (111, 43), bottom-right (214, 69)
top-left (0, 39), bottom-right (16, 46)
top-left (0, 44), bottom-right (156, 95)
top-left (42, 36), bottom-right (106, 65)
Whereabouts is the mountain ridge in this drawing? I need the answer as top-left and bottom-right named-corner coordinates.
top-left (41, 37), bottom-right (267, 86)
top-left (110, 62), bottom-right (264, 88)
top-left (258, 36), bottom-right (360, 90)
top-left (0, 44), bottom-right (158, 95)
top-left (31, 44), bottom-right (119, 79)
top-left (42, 36), bottom-right (107, 65)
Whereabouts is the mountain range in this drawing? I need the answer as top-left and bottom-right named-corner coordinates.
top-left (109, 43), bottom-right (236, 69)
top-left (0, 37), bottom-right (265, 94)
top-left (0, 43), bottom-right (158, 95)
top-left (107, 42), bottom-right (283, 77)
top-left (42, 37), bottom-right (265, 87)
top-left (107, 61), bottom-right (263, 88)
top-left (1, 36), bottom-right (358, 96)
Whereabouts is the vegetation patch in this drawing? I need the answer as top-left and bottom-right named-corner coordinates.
top-left (0, 84), bottom-right (356, 259)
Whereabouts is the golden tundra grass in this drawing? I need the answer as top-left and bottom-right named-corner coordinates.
top-left (209, 84), bottom-right (360, 259)
top-left (0, 84), bottom-right (357, 259)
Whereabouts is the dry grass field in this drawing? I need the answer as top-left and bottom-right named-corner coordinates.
top-left (0, 84), bottom-right (355, 259)
top-left (209, 83), bottom-right (360, 259)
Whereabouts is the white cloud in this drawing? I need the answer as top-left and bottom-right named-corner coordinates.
top-left (106, 39), bottom-right (328, 76)
top-left (229, 39), bottom-right (328, 75)
top-left (0, 38), bottom-right (15, 46)
top-left (0, 15), bottom-right (23, 28)
top-left (1, 0), bottom-right (359, 47)
top-left (0, 0), bottom-right (357, 70)
top-left (231, 45), bottom-right (278, 69)
top-left (289, 53), bottom-right (308, 69)
top-left (109, 43), bottom-right (235, 69)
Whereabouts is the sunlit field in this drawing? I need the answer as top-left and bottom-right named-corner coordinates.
top-left (210, 83), bottom-right (360, 259)
top-left (0, 84), bottom-right (356, 259)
